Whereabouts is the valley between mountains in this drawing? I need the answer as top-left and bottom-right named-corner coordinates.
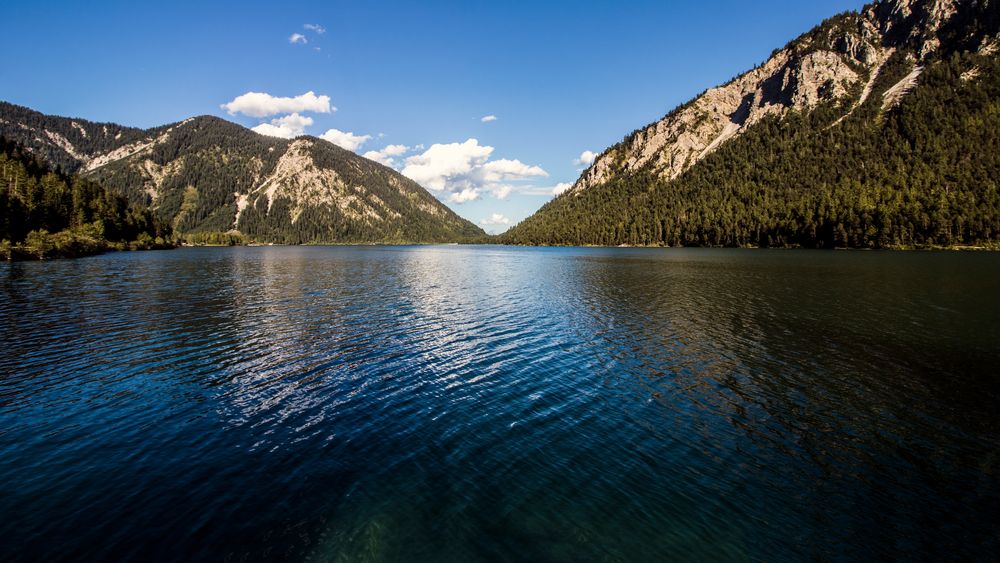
top-left (2, 0), bottom-right (998, 255)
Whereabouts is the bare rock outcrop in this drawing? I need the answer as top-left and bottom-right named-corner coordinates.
top-left (570, 0), bottom-right (964, 195)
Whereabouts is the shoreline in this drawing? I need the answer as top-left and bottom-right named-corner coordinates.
top-left (181, 241), bottom-right (1000, 251)
top-left (6, 241), bottom-right (998, 261)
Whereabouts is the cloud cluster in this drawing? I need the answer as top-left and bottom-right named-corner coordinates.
top-left (401, 139), bottom-right (492, 191)
top-left (481, 115), bottom-right (498, 123)
top-left (480, 213), bottom-right (511, 226)
top-left (482, 159), bottom-right (547, 182)
top-left (503, 183), bottom-right (573, 197)
top-left (450, 188), bottom-right (480, 203)
top-left (221, 89), bottom-right (560, 207)
top-left (479, 213), bottom-right (510, 226)
top-left (291, 24), bottom-right (325, 51)
top-left (363, 144), bottom-right (410, 167)
top-left (251, 113), bottom-right (314, 139)
top-left (400, 139), bottom-right (547, 203)
top-left (575, 150), bottom-right (598, 166)
top-left (479, 213), bottom-right (513, 234)
top-left (320, 128), bottom-right (372, 152)
top-left (222, 91), bottom-right (333, 118)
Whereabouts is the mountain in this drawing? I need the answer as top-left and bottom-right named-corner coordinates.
top-left (0, 103), bottom-right (485, 244)
top-left (0, 137), bottom-right (170, 259)
top-left (503, 0), bottom-right (1000, 248)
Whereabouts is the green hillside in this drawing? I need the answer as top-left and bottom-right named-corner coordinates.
top-left (503, 0), bottom-right (1000, 249)
top-left (0, 137), bottom-right (171, 259)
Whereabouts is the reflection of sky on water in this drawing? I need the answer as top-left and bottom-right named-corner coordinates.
top-left (2, 247), bottom-right (997, 561)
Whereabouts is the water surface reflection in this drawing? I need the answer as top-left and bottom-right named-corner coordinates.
top-left (0, 246), bottom-right (996, 561)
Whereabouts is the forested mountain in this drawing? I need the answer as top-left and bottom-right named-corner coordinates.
top-left (0, 104), bottom-right (485, 244)
top-left (0, 137), bottom-right (170, 259)
top-left (504, 0), bottom-right (1000, 248)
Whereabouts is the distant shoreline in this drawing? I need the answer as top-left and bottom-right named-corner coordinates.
top-left (183, 241), bottom-right (1000, 251)
top-left (6, 241), bottom-right (998, 262)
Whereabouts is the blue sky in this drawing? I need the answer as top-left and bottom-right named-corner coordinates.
top-left (2, 0), bottom-right (866, 233)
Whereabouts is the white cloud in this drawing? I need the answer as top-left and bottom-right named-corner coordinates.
top-left (491, 185), bottom-right (513, 200)
top-left (480, 213), bottom-right (511, 226)
top-left (482, 159), bottom-right (548, 183)
top-left (362, 144), bottom-right (410, 167)
top-left (481, 115), bottom-right (498, 123)
top-left (575, 150), bottom-right (598, 166)
top-left (304, 23), bottom-right (326, 34)
top-left (401, 139), bottom-right (494, 191)
top-left (381, 144), bottom-right (409, 156)
top-left (222, 91), bottom-right (333, 118)
top-left (362, 150), bottom-right (391, 165)
top-left (400, 139), bottom-right (547, 204)
top-left (320, 128), bottom-right (372, 152)
top-left (289, 33), bottom-right (308, 44)
top-left (509, 183), bottom-right (575, 197)
top-left (251, 112), bottom-right (313, 139)
top-left (450, 188), bottom-right (480, 203)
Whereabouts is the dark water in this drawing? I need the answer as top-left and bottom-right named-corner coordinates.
top-left (1, 246), bottom-right (997, 561)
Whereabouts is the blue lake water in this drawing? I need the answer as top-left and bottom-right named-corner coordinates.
top-left (1, 246), bottom-right (997, 561)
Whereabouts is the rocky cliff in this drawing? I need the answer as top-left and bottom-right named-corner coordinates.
top-left (504, 0), bottom-right (1000, 248)
top-left (571, 0), bottom-right (993, 195)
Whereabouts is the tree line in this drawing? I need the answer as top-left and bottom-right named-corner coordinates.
top-left (503, 49), bottom-right (1000, 249)
top-left (0, 137), bottom-right (173, 259)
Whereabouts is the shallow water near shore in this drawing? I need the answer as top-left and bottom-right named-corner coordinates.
top-left (1, 246), bottom-right (997, 561)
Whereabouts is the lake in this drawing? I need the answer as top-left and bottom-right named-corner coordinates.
top-left (1, 246), bottom-right (997, 561)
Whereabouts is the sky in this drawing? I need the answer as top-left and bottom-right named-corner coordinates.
top-left (1, 0), bottom-right (867, 233)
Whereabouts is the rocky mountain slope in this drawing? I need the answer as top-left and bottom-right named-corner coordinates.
top-left (0, 103), bottom-right (484, 243)
top-left (505, 0), bottom-right (1000, 248)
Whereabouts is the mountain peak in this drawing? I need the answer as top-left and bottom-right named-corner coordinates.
top-left (566, 0), bottom-right (992, 196)
top-left (504, 0), bottom-right (998, 248)
top-left (0, 103), bottom-right (485, 243)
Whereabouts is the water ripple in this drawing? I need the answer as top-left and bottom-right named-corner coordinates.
top-left (1, 246), bottom-right (998, 561)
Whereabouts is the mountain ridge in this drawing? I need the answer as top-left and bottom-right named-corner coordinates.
top-left (0, 103), bottom-right (485, 244)
top-left (503, 0), bottom-right (999, 248)
top-left (570, 0), bottom-right (985, 196)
